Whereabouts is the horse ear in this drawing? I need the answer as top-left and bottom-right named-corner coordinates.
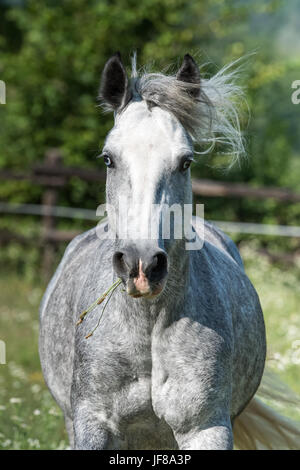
top-left (99, 52), bottom-right (132, 111)
top-left (176, 54), bottom-right (201, 97)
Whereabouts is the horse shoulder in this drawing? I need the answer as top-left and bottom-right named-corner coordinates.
top-left (39, 226), bottom-right (100, 321)
top-left (39, 224), bottom-right (107, 413)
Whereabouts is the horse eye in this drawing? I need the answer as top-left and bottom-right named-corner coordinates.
top-left (181, 158), bottom-right (193, 172)
top-left (103, 154), bottom-right (114, 168)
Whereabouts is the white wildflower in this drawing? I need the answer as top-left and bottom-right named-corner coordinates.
top-left (11, 415), bottom-right (22, 421)
top-left (31, 384), bottom-right (41, 394)
top-left (48, 407), bottom-right (60, 416)
top-left (27, 438), bottom-right (40, 449)
top-left (291, 340), bottom-right (300, 365)
top-left (20, 423), bottom-right (29, 429)
top-left (2, 439), bottom-right (12, 447)
top-left (8, 362), bottom-right (27, 381)
top-left (9, 397), bottom-right (22, 404)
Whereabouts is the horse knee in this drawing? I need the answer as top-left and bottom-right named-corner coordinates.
top-left (64, 415), bottom-right (74, 449)
top-left (175, 423), bottom-right (233, 450)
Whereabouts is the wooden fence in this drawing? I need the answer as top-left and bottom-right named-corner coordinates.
top-left (1, 148), bottom-right (300, 278)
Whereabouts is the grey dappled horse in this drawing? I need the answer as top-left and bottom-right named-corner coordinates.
top-left (39, 53), bottom-right (300, 450)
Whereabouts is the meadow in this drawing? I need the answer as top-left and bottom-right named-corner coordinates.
top-left (0, 242), bottom-right (299, 450)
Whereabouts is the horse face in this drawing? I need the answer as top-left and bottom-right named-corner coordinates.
top-left (102, 101), bottom-right (193, 297)
top-left (99, 53), bottom-right (199, 298)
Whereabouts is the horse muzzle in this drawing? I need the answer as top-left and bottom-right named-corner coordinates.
top-left (112, 247), bottom-right (168, 298)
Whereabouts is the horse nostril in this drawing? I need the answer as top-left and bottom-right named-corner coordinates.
top-left (147, 252), bottom-right (168, 281)
top-left (113, 251), bottom-right (138, 278)
top-left (113, 251), bottom-right (127, 277)
top-left (113, 249), bottom-right (168, 284)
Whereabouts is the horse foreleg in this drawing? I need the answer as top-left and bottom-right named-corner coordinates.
top-left (174, 422), bottom-right (233, 450)
top-left (72, 406), bottom-right (125, 450)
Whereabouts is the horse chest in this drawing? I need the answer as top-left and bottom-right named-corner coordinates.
top-left (87, 331), bottom-right (176, 445)
top-left (105, 373), bottom-right (176, 449)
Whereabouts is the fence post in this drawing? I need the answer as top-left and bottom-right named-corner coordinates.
top-left (41, 149), bottom-right (63, 281)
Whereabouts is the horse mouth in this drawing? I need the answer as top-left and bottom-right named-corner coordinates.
top-left (126, 281), bottom-right (165, 299)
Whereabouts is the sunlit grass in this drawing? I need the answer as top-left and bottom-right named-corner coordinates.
top-left (0, 275), bottom-right (67, 450)
top-left (240, 242), bottom-right (300, 398)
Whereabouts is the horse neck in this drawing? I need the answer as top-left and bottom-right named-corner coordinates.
top-left (152, 240), bottom-right (190, 326)
top-left (166, 239), bottom-right (190, 291)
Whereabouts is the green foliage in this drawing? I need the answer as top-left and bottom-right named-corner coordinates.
top-left (0, 0), bottom-right (300, 266)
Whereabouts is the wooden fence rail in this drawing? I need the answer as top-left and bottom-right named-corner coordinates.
top-left (2, 159), bottom-right (300, 202)
top-left (1, 148), bottom-right (300, 279)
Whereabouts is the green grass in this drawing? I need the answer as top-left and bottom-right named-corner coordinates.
top-left (240, 242), bottom-right (300, 400)
top-left (0, 243), bottom-right (299, 449)
top-left (0, 275), bottom-right (67, 450)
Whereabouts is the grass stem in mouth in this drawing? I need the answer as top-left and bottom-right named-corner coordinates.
top-left (85, 280), bottom-right (122, 339)
top-left (75, 278), bottom-right (122, 327)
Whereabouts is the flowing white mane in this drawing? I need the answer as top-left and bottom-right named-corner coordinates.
top-left (130, 55), bottom-right (247, 165)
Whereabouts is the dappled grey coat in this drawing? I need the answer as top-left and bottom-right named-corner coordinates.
top-left (39, 53), bottom-right (267, 450)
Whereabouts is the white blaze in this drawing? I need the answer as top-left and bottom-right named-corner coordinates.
top-left (108, 101), bottom-right (192, 241)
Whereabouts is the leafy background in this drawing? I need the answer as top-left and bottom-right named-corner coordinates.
top-left (0, 0), bottom-right (299, 449)
top-left (1, 0), bottom-right (300, 219)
